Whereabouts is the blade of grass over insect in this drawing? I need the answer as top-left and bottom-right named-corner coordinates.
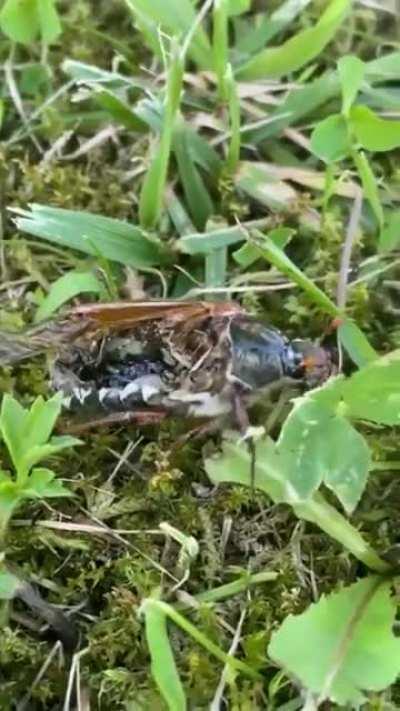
top-left (141, 597), bottom-right (187, 711)
top-left (12, 205), bottom-right (172, 268)
top-left (139, 43), bottom-right (184, 229)
top-left (338, 320), bottom-right (377, 367)
top-left (140, 598), bottom-right (263, 681)
top-left (250, 230), bottom-right (339, 316)
top-left (236, 0), bottom-right (350, 80)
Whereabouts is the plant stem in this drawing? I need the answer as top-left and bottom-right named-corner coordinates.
top-left (145, 599), bottom-right (263, 681)
top-left (294, 494), bottom-right (390, 573)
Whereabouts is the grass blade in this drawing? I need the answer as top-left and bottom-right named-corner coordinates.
top-left (213, 0), bottom-right (229, 101)
top-left (173, 125), bottom-right (214, 230)
top-left (13, 204), bottom-right (172, 268)
top-left (139, 45), bottom-right (184, 229)
top-left (352, 150), bottom-right (384, 229)
top-left (141, 598), bottom-right (187, 711)
top-left (236, 0), bottom-right (350, 80)
top-left (250, 230), bottom-right (338, 315)
top-left (34, 270), bottom-right (104, 323)
top-left (225, 64), bottom-right (241, 174)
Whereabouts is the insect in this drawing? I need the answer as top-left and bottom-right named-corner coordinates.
top-left (0, 300), bottom-right (334, 487)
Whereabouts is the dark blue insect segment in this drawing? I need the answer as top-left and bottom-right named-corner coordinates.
top-left (230, 321), bottom-right (305, 389)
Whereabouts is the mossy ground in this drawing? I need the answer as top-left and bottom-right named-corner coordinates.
top-left (1, 1), bottom-right (400, 709)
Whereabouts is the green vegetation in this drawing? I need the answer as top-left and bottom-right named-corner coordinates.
top-left (1, 0), bottom-right (400, 708)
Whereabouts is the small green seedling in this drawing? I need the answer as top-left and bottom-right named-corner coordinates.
top-left (0, 393), bottom-right (80, 540)
top-left (311, 54), bottom-right (400, 233)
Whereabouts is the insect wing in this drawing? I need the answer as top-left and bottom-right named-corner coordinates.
top-left (69, 300), bottom-right (242, 330)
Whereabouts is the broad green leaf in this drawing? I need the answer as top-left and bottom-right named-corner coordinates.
top-left (0, 100), bottom-right (4, 130)
top-left (93, 89), bottom-right (147, 132)
top-left (124, 0), bottom-right (211, 68)
top-left (338, 55), bottom-right (365, 115)
top-left (23, 468), bottom-right (72, 498)
top-left (269, 578), bottom-right (400, 705)
top-left (142, 599), bottom-right (187, 711)
top-left (13, 204), bottom-right (172, 268)
top-left (0, 569), bottom-right (22, 600)
top-left (0, 0), bottom-right (39, 44)
top-left (173, 126), bottom-right (213, 231)
top-left (205, 436), bottom-right (386, 570)
top-left (206, 436), bottom-right (290, 503)
top-left (251, 231), bottom-right (339, 316)
top-left (310, 114), bottom-right (350, 163)
top-left (236, 0), bottom-right (350, 80)
top-left (20, 395), bottom-right (65, 457)
top-left (352, 150), bottom-right (384, 228)
top-left (20, 435), bottom-right (81, 475)
top-left (339, 349), bottom-right (400, 425)
top-left (338, 320), bottom-right (377, 367)
top-left (37, 0), bottom-right (61, 45)
top-left (379, 210), bottom-right (400, 252)
top-left (322, 416), bottom-right (370, 512)
top-left (35, 270), bottom-right (104, 323)
top-left (350, 105), bottom-right (400, 152)
top-left (0, 0), bottom-right (61, 45)
top-left (276, 398), bottom-right (371, 513)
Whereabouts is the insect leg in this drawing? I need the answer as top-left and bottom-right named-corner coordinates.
top-left (59, 408), bottom-right (167, 434)
top-left (231, 391), bottom-right (256, 495)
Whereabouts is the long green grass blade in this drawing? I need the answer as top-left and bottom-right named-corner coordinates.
top-left (174, 125), bottom-right (214, 230)
top-left (139, 46), bottom-right (184, 229)
top-left (142, 599), bottom-right (187, 711)
top-left (213, 0), bottom-right (229, 101)
top-left (251, 230), bottom-right (338, 315)
top-left (13, 204), bottom-right (172, 268)
top-left (236, 0), bottom-right (350, 80)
